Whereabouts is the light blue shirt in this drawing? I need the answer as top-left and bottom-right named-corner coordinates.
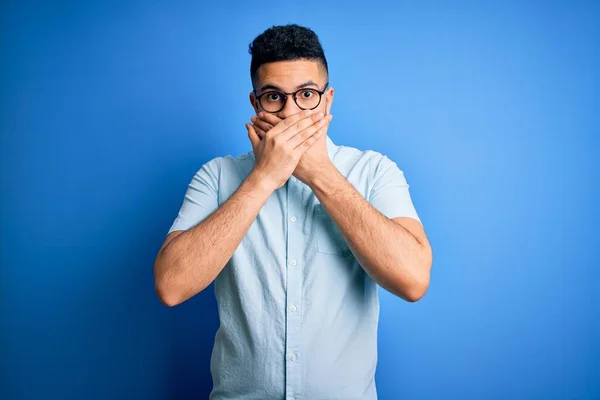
top-left (168, 135), bottom-right (421, 400)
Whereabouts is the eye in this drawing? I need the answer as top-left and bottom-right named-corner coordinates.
top-left (301, 90), bottom-right (314, 98)
top-left (266, 92), bottom-right (281, 101)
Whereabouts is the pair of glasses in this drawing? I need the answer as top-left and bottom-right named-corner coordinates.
top-left (254, 83), bottom-right (329, 113)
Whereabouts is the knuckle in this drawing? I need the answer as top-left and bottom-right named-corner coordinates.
top-left (273, 135), bottom-right (284, 146)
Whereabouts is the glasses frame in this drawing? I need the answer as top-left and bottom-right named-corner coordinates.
top-left (254, 82), bottom-right (330, 113)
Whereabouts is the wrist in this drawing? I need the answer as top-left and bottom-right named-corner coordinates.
top-left (247, 168), bottom-right (278, 196)
top-left (307, 162), bottom-right (339, 187)
top-left (308, 162), bottom-right (339, 194)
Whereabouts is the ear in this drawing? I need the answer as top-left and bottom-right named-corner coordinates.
top-left (325, 86), bottom-right (334, 115)
top-left (249, 91), bottom-right (260, 114)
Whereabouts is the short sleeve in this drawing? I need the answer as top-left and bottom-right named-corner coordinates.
top-left (368, 154), bottom-right (421, 222)
top-left (167, 157), bottom-right (221, 234)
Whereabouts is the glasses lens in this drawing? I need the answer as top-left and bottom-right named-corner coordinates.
top-left (295, 89), bottom-right (321, 110)
top-left (260, 91), bottom-right (285, 112)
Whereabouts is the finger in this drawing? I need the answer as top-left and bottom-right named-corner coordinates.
top-left (257, 111), bottom-right (283, 126)
top-left (289, 114), bottom-right (331, 149)
top-left (251, 116), bottom-right (273, 133)
top-left (278, 110), bottom-right (326, 141)
top-left (253, 124), bottom-right (267, 139)
top-left (266, 109), bottom-right (320, 138)
top-left (295, 125), bottom-right (323, 153)
top-left (246, 123), bottom-right (260, 149)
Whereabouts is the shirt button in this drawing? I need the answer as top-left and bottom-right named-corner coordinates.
top-left (289, 353), bottom-right (296, 361)
top-left (290, 216), bottom-right (296, 222)
top-left (290, 305), bottom-right (297, 312)
top-left (289, 259), bottom-right (297, 266)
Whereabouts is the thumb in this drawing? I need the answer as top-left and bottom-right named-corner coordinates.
top-left (246, 123), bottom-right (260, 149)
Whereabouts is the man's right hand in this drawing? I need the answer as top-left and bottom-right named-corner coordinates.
top-left (246, 109), bottom-right (327, 191)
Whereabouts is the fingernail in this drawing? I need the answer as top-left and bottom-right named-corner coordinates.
top-left (251, 116), bottom-right (256, 122)
top-left (318, 112), bottom-right (324, 118)
top-left (258, 112), bottom-right (264, 118)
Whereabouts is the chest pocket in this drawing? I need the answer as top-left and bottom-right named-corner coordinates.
top-left (313, 204), bottom-right (353, 257)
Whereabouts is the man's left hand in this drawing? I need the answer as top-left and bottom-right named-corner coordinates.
top-left (251, 111), bottom-right (334, 186)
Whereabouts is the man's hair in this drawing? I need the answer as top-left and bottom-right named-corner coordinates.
top-left (249, 24), bottom-right (328, 88)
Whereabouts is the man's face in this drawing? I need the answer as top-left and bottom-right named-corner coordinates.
top-left (249, 60), bottom-right (333, 120)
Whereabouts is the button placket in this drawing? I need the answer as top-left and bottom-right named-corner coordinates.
top-left (285, 179), bottom-right (303, 398)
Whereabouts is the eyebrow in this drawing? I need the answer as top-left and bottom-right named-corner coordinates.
top-left (259, 80), bottom-right (319, 93)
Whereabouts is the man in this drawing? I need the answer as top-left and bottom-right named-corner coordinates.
top-left (154, 24), bottom-right (432, 400)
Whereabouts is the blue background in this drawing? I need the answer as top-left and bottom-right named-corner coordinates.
top-left (1, 0), bottom-right (598, 399)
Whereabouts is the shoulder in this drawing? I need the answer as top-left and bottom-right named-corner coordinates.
top-left (193, 149), bottom-right (256, 189)
top-left (200, 149), bottom-right (254, 173)
top-left (334, 143), bottom-right (396, 175)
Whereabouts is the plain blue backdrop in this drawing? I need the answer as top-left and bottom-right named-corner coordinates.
top-left (1, 0), bottom-right (598, 399)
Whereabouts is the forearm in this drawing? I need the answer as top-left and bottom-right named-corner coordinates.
top-left (155, 170), bottom-right (274, 306)
top-left (310, 165), bottom-right (430, 301)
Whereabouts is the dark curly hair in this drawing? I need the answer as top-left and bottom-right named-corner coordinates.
top-left (249, 24), bottom-right (328, 87)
